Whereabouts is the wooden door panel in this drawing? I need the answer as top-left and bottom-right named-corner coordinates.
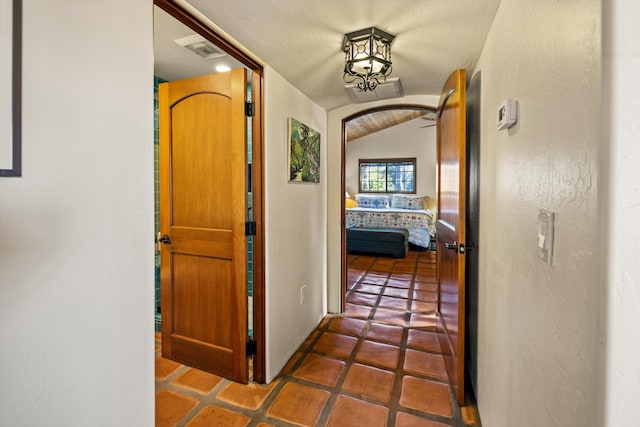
top-left (160, 69), bottom-right (248, 383)
top-left (437, 95), bottom-right (463, 227)
top-left (171, 93), bottom-right (233, 230)
top-left (172, 255), bottom-right (234, 346)
top-left (436, 69), bottom-right (467, 405)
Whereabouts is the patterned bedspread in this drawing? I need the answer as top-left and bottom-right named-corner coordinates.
top-left (345, 207), bottom-right (435, 248)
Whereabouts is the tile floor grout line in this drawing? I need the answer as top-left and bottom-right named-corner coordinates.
top-left (313, 308), bottom-right (391, 426)
top-left (386, 255), bottom-right (416, 426)
top-left (155, 249), bottom-right (479, 427)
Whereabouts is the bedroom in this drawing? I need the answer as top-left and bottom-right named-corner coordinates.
top-left (344, 107), bottom-right (438, 256)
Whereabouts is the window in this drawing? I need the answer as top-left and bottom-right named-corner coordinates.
top-left (359, 158), bottom-right (416, 193)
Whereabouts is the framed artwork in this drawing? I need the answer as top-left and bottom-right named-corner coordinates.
top-left (0, 0), bottom-right (21, 177)
top-left (288, 117), bottom-right (320, 183)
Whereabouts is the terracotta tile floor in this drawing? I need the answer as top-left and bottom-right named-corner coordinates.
top-left (155, 249), bottom-right (480, 426)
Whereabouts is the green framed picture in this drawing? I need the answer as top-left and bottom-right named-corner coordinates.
top-left (288, 117), bottom-right (320, 183)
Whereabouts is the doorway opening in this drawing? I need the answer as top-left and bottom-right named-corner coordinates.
top-left (153, 0), bottom-right (265, 383)
top-left (340, 104), bottom-right (438, 309)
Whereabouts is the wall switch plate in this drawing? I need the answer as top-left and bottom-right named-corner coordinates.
top-left (497, 99), bottom-right (518, 130)
top-left (537, 209), bottom-right (554, 265)
top-left (300, 285), bottom-right (306, 305)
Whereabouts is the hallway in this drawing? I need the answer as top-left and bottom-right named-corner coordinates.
top-left (155, 249), bottom-right (479, 426)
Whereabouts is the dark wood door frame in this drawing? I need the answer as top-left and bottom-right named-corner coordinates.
top-left (154, 0), bottom-right (266, 384)
top-left (340, 104), bottom-right (437, 311)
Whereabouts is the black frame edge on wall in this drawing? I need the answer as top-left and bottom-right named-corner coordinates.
top-left (1, 0), bottom-right (22, 177)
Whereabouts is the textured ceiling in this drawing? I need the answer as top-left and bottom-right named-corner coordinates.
top-left (182, 0), bottom-right (501, 110)
top-left (153, 6), bottom-right (245, 81)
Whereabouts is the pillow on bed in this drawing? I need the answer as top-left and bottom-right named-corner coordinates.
top-left (355, 194), bottom-right (390, 209)
top-left (391, 194), bottom-right (428, 210)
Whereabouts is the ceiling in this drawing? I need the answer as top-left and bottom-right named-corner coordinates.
top-left (152, 8), bottom-right (436, 138)
top-left (347, 109), bottom-right (433, 142)
top-left (174, 0), bottom-right (502, 110)
top-left (153, 6), bottom-right (245, 81)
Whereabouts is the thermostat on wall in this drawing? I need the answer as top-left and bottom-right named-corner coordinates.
top-left (497, 99), bottom-right (518, 130)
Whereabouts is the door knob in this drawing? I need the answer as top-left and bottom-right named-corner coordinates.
top-left (158, 234), bottom-right (172, 245)
top-left (444, 241), bottom-right (458, 251)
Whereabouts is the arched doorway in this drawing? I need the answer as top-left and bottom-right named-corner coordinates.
top-left (340, 104), bottom-right (438, 309)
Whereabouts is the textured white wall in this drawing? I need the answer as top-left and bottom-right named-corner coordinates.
top-left (0, 0), bottom-right (155, 425)
top-left (326, 95), bottom-right (438, 312)
top-left (345, 118), bottom-right (437, 199)
top-left (264, 67), bottom-right (327, 382)
top-left (473, 0), bottom-right (604, 425)
top-left (603, 0), bottom-right (640, 424)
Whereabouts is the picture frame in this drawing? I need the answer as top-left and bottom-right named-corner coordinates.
top-left (287, 117), bottom-right (320, 183)
top-left (0, 0), bottom-right (22, 177)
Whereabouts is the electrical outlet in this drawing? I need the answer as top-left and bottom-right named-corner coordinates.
top-left (300, 285), bottom-right (306, 305)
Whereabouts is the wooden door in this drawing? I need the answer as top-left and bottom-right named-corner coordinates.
top-left (435, 69), bottom-right (467, 404)
top-left (159, 69), bottom-right (249, 383)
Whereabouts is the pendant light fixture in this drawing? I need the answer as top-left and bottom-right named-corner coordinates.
top-left (342, 27), bottom-right (395, 92)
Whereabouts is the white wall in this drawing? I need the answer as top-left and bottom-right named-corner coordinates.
top-left (603, 1), bottom-right (640, 424)
top-left (264, 67), bottom-right (327, 382)
top-left (0, 0), bottom-right (154, 425)
top-left (327, 95), bottom-right (438, 312)
top-left (473, 1), bottom-right (604, 425)
top-left (345, 118), bottom-right (437, 199)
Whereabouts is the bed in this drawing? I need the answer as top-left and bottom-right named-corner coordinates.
top-left (346, 194), bottom-right (436, 249)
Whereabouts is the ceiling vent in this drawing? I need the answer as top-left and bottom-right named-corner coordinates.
top-left (345, 78), bottom-right (403, 103)
top-left (174, 35), bottom-right (226, 59)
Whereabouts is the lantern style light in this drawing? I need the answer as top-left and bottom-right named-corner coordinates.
top-left (342, 27), bottom-right (395, 92)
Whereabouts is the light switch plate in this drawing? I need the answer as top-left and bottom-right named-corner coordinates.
top-left (537, 209), bottom-right (554, 265)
